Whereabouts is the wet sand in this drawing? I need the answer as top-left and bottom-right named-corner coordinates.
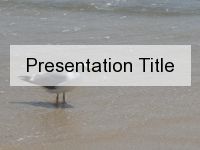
top-left (1, 86), bottom-right (200, 150)
top-left (0, 0), bottom-right (200, 149)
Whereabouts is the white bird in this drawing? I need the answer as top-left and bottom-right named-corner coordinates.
top-left (19, 72), bottom-right (80, 105)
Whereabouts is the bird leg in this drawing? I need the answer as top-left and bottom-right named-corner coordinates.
top-left (63, 92), bottom-right (66, 104)
top-left (56, 93), bottom-right (59, 105)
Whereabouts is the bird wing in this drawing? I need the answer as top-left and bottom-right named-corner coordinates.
top-left (29, 73), bottom-right (67, 86)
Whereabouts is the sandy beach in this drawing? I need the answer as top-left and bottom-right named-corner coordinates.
top-left (0, 0), bottom-right (200, 149)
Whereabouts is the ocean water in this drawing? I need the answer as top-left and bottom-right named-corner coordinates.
top-left (2, 0), bottom-right (200, 13)
top-left (0, 0), bottom-right (200, 149)
top-left (0, 0), bottom-right (200, 45)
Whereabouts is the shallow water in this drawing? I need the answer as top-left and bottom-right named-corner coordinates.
top-left (0, 0), bottom-right (200, 149)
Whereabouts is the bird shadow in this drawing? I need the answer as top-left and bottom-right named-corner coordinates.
top-left (10, 101), bottom-right (74, 109)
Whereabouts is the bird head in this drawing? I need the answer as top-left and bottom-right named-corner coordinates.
top-left (18, 76), bottom-right (31, 82)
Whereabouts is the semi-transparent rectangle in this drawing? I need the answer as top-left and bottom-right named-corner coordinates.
top-left (10, 45), bottom-right (191, 86)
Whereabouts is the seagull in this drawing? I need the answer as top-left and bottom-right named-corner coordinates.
top-left (19, 72), bottom-right (81, 106)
